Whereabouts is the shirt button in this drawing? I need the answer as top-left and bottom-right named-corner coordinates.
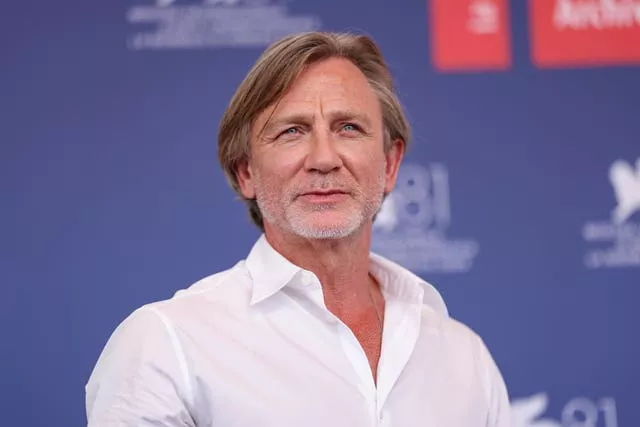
top-left (380, 410), bottom-right (389, 425)
top-left (303, 271), bottom-right (318, 287)
top-left (296, 271), bottom-right (309, 287)
top-left (301, 271), bottom-right (311, 287)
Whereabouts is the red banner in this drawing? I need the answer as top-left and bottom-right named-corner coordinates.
top-left (530, 0), bottom-right (640, 68)
top-left (429, 0), bottom-right (512, 71)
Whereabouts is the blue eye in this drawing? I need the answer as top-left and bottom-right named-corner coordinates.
top-left (342, 123), bottom-right (358, 132)
top-left (285, 128), bottom-right (298, 134)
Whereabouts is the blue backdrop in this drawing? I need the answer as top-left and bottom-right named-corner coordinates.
top-left (3, 0), bottom-right (638, 426)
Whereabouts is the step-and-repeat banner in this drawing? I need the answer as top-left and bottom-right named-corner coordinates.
top-left (3, 1), bottom-right (638, 425)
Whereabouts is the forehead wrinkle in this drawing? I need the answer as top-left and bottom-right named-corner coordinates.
top-left (316, 91), bottom-right (325, 120)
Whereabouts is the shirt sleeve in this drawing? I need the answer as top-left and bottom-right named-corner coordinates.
top-left (85, 307), bottom-right (195, 427)
top-left (475, 335), bottom-right (512, 427)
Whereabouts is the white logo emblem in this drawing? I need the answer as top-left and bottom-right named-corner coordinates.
top-left (510, 393), bottom-right (619, 427)
top-left (582, 157), bottom-right (640, 269)
top-left (372, 163), bottom-right (479, 273)
top-left (468, 0), bottom-right (500, 34)
top-left (126, 0), bottom-right (321, 51)
top-left (610, 157), bottom-right (640, 225)
top-left (511, 393), bottom-right (560, 427)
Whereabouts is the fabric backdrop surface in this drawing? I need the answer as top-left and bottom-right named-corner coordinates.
top-left (2, 0), bottom-right (638, 426)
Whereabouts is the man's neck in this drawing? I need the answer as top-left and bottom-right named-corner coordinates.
top-left (263, 224), bottom-right (376, 317)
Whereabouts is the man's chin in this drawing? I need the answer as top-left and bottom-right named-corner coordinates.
top-left (286, 216), bottom-right (365, 240)
top-left (292, 227), bottom-right (357, 240)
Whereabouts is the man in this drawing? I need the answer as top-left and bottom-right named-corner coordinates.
top-left (86, 32), bottom-right (511, 426)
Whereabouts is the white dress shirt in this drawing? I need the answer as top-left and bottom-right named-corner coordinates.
top-left (86, 234), bottom-right (511, 426)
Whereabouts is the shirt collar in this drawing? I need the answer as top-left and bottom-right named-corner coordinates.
top-left (245, 234), bottom-right (304, 305)
top-left (369, 252), bottom-right (448, 317)
top-left (245, 234), bottom-right (448, 317)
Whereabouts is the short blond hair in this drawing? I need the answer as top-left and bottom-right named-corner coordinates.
top-left (218, 32), bottom-right (411, 230)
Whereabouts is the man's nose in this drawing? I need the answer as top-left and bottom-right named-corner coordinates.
top-left (304, 128), bottom-right (343, 173)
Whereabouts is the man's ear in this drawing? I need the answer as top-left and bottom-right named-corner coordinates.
top-left (384, 139), bottom-right (405, 194)
top-left (235, 159), bottom-right (256, 199)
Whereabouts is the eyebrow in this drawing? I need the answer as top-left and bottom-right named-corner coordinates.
top-left (260, 110), bottom-right (374, 137)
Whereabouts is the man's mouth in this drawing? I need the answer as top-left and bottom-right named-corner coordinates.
top-left (301, 190), bottom-right (347, 196)
top-left (298, 189), bottom-right (349, 202)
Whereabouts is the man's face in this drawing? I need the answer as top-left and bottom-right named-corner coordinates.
top-left (237, 57), bottom-right (403, 240)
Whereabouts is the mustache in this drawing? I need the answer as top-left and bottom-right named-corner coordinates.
top-left (290, 180), bottom-right (354, 197)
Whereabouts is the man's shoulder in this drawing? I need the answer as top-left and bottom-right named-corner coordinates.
top-left (141, 260), bottom-right (251, 317)
top-left (420, 302), bottom-right (486, 349)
